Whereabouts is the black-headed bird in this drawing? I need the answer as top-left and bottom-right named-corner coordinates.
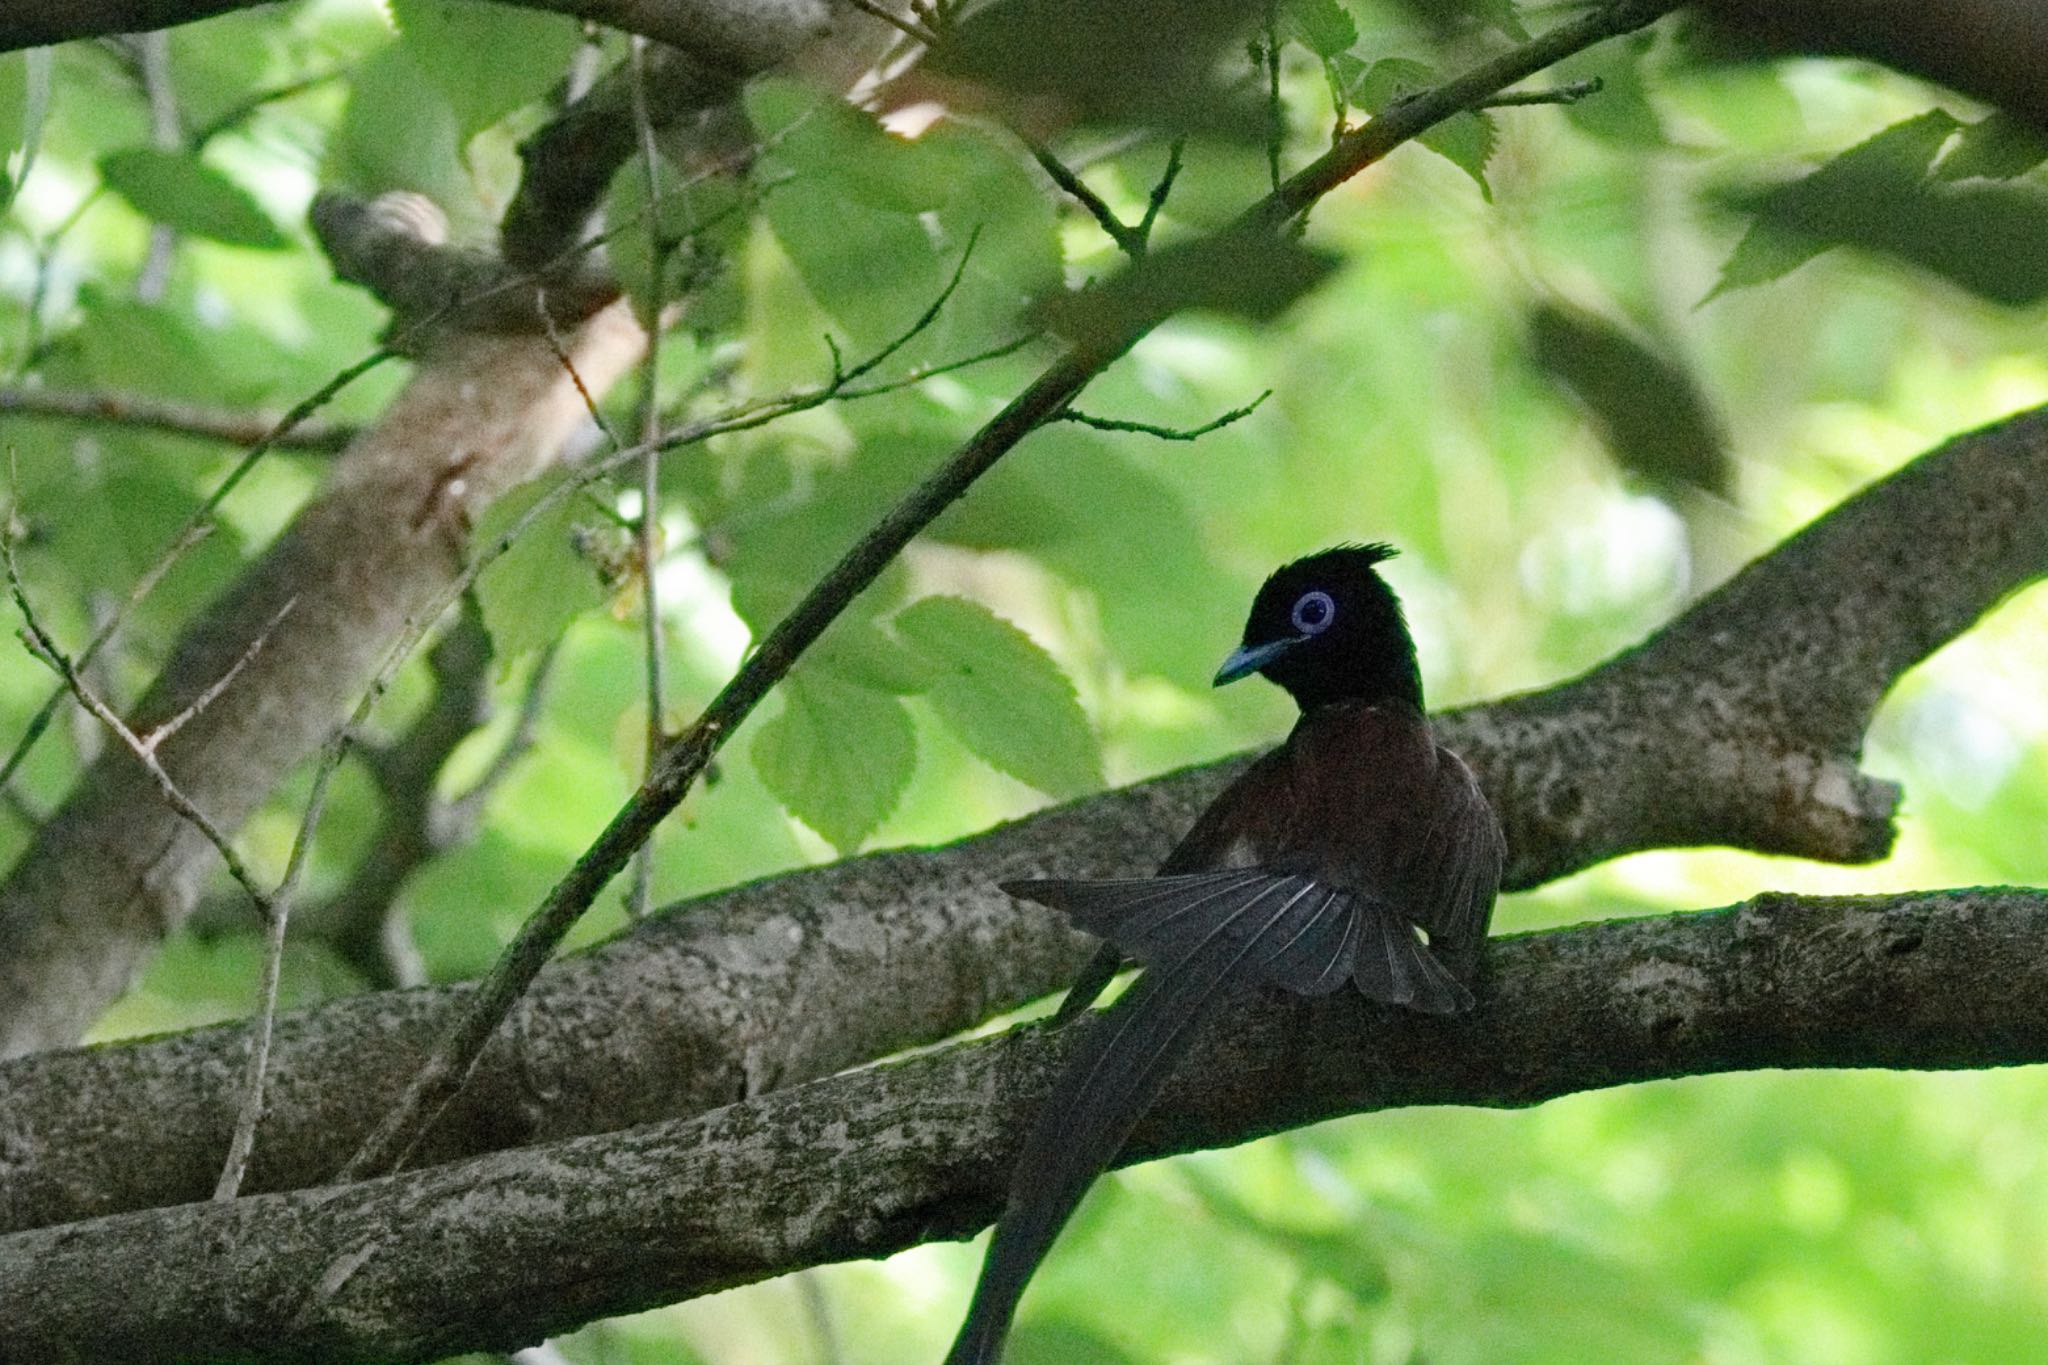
top-left (944, 544), bottom-right (1505, 1365)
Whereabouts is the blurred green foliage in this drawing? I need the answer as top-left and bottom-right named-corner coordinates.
top-left (5, 0), bottom-right (2048, 1361)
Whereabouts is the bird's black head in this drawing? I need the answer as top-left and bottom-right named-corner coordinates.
top-left (1214, 543), bottom-right (1422, 712)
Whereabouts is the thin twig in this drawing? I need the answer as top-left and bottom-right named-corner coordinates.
top-left (4, 528), bottom-right (271, 917)
top-left (213, 721), bottom-right (354, 1201)
top-left (627, 36), bottom-right (671, 921)
top-left (1262, 6), bottom-right (1284, 193)
top-left (144, 598), bottom-right (298, 750)
top-left (1133, 138), bottom-right (1186, 251)
top-left (0, 386), bottom-right (354, 451)
top-left (0, 349), bottom-right (392, 797)
top-left (1483, 77), bottom-right (1605, 107)
top-left (1057, 389), bottom-right (1271, 441)
top-left (840, 0), bottom-right (942, 48)
top-left (1024, 138), bottom-right (1141, 256)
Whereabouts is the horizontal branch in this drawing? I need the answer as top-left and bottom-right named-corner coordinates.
top-left (0, 0), bottom-right (834, 71)
top-left (0, 386), bottom-right (353, 452)
top-left (2, 887), bottom-right (2041, 1362)
top-left (2, 401), bottom-right (2043, 1235)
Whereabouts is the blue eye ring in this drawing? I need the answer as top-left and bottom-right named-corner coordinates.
top-left (1291, 590), bottom-right (1335, 635)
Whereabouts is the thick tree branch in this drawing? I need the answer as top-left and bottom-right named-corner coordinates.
top-left (0, 0), bottom-right (834, 70)
top-left (1, 887), bottom-right (2041, 1363)
top-left (1695, 0), bottom-right (2048, 131)
top-left (0, 301), bottom-right (647, 1058)
top-left (2, 402), bottom-right (2043, 1235)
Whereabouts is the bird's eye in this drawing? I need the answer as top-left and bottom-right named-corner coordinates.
top-left (1290, 590), bottom-right (1335, 635)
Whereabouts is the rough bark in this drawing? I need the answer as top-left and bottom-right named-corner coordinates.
top-left (0, 302), bottom-right (647, 1058)
top-left (1, 887), bottom-right (2040, 1364)
top-left (2, 403), bottom-right (2043, 1235)
top-left (1, 0), bottom-right (834, 70)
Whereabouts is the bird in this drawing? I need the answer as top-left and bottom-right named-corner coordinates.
top-left (943, 543), bottom-right (1505, 1365)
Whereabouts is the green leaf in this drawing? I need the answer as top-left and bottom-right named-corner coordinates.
top-left (98, 148), bottom-right (289, 249)
top-left (752, 670), bottom-right (916, 852)
top-left (1285, 0), bottom-right (1357, 58)
top-left (895, 596), bottom-right (1101, 799)
top-left (604, 158), bottom-right (749, 329)
top-left (1708, 109), bottom-right (1960, 300)
top-left (753, 80), bottom-right (1061, 360)
top-left (325, 42), bottom-right (484, 234)
top-left (473, 483), bottom-right (608, 671)
top-left (388, 0), bottom-right (581, 142)
top-left (1351, 58), bottom-right (1496, 196)
top-left (1033, 226), bottom-right (1339, 343)
top-left (1528, 299), bottom-right (1729, 496)
top-left (810, 616), bottom-right (940, 694)
top-left (1936, 112), bottom-right (2048, 182)
top-left (1555, 39), bottom-right (1666, 148)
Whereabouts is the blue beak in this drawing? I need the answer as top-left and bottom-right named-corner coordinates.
top-left (1213, 636), bottom-right (1303, 687)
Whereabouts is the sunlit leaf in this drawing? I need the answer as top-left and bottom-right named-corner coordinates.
top-left (895, 595), bottom-right (1101, 798)
top-left (752, 668), bottom-right (916, 852)
top-left (99, 148), bottom-right (289, 249)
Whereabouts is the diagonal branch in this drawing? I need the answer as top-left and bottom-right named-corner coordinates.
top-left (3, 400), bottom-right (2042, 1235)
top-left (2, 887), bottom-right (2042, 1363)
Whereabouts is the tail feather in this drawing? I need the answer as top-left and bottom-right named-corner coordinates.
top-left (1351, 901), bottom-right (1471, 1015)
top-left (951, 877), bottom-right (1349, 1364)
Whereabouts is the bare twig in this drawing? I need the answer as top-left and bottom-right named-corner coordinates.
top-left (1133, 138), bottom-right (1185, 249)
top-left (0, 386), bottom-right (355, 451)
top-left (840, 0), bottom-right (940, 48)
top-left (1058, 388), bottom-right (1271, 441)
top-left (0, 349), bottom-right (393, 799)
top-left (627, 36), bottom-right (672, 921)
top-left (1483, 77), bottom-right (1605, 107)
top-left (1024, 138), bottom-right (1142, 256)
top-left (144, 598), bottom-right (298, 750)
top-left (4, 532), bottom-right (269, 916)
top-left (213, 722), bottom-right (353, 1201)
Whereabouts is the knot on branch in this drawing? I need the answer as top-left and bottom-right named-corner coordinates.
top-left (310, 191), bottom-right (619, 345)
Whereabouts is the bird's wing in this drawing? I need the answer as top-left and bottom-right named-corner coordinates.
top-left (1006, 870), bottom-right (1359, 996)
top-left (1407, 745), bottom-right (1506, 959)
top-left (1048, 750), bottom-right (1298, 1024)
top-left (949, 874), bottom-right (1352, 1365)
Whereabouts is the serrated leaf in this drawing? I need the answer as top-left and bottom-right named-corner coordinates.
top-left (752, 670), bottom-right (916, 853)
top-left (473, 483), bottom-right (607, 671)
top-left (99, 148), bottom-right (288, 250)
top-left (1285, 0), bottom-right (1358, 58)
top-left (811, 617), bottom-right (940, 694)
top-left (1707, 109), bottom-right (1960, 301)
top-left (1555, 39), bottom-right (1666, 148)
top-left (895, 596), bottom-right (1101, 799)
top-left (1351, 58), bottom-right (1495, 196)
top-left (1529, 299), bottom-right (1729, 496)
top-left (1936, 112), bottom-right (2048, 182)
top-left (388, 0), bottom-right (581, 141)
